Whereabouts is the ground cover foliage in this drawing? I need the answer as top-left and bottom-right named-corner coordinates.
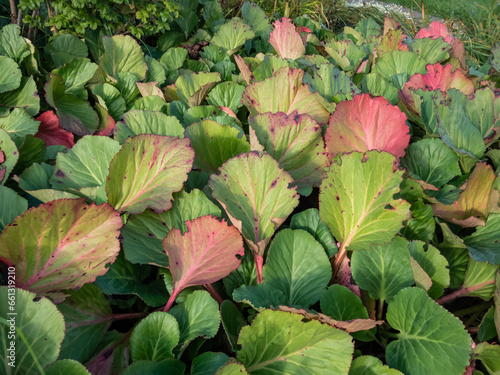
top-left (0, 1), bottom-right (500, 374)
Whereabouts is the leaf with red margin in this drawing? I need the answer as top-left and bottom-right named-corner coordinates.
top-left (269, 17), bottom-right (305, 60)
top-left (34, 110), bottom-right (74, 148)
top-left (415, 21), bottom-right (466, 67)
top-left (162, 216), bottom-right (244, 310)
top-left (0, 148), bottom-right (5, 182)
top-left (209, 152), bottom-right (300, 257)
top-left (399, 63), bottom-right (474, 120)
top-left (241, 66), bottom-right (331, 126)
top-left (106, 134), bottom-right (194, 214)
top-left (248, 112), bottom-right (329, 196)
top-left (432, 162), bottom-right (500, 227)
top-left (325, 94), bottom-right (410, 160)
top-left (0, 198), bottom-right (122, 294)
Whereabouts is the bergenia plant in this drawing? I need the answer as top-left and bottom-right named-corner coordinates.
top-left (0, 2), bottom-right (499, 375)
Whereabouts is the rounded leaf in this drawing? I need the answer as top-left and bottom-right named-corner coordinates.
top-left (106, 134), bottom-right (194, 214)
top-left (386, 287), bottom-right (471, 375)
top-left (0, 56), bottom-right (21, 93)
top-left (0, 287), bottom-right (65, 374)
top-left (0, 199), bottom-right (122, 293)
top-left (209, 152), bottom-right (299, 255)
top-left (325, 94), bottom-right (410, 160)
top-left (237, 309), bottom-right (354, 374)
top-left (130, 311), bottom-right (180, 362)
top-left (319, 151), bottom-right (410, 250)
top-left (100, 35), bottom-right (147, 80)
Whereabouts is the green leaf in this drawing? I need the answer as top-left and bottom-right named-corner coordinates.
top-left (212, 18), bottom-right (255, 55)
top-left (252, 55), bottom-right (290, 81)
top-left (146, 55), bottom-right (166, 86)
top-left (94, 252), bottom-right (169, 307)
top-left (401, 200), bottom-right (435, 242)
top-left (122, 189), bottom-right (220, 266)
top-left (464, 214), bottom-right (500, 264)
top-left (45, 34), bottom-right (89, 68)
top-left (303, 63), bottom-right (360, 103)
top-left (0, 128), bottom-right (18, 185)
top-left (44, 359), bottom-right (91, 375)
top-left (290, 208), bottom-right (338, 258)
top-left (114, 110), bottom-right (185, 144)
top-left (57, 284), bottom-right (112, 363)
top-left (130, 312), bottom-right (180, 362)
top-left (0, 198), bottom-right (122, 293)
top-left (408, 241), bottom-right (450, 299)
top-left (170, 290), bottom-right (220, 356)
top-left (237, 309), bottom-right (353, 374)
top-left (216, 363), bottom-right (249, 375)
top-left (0, 24), bottom-right (30, 63)
top-left (123, 359), bottom-right (186, 375)
top-left (319, 151), bottom-right (410, 251)
top-left (324, 39), bottom-right (367, 73)
top-left (362, 73), bottom-right (399, 105)
top-left (45, 74), bottom-right (99, 136)
top-left (466, 87), bottom-right (500, 143)
top-left (0, 287), bottom-right (65, 375)
top-left (160, 47), bottom-right (188, 76)
top-left (242, 1), bottom-right (272, 39)
top-left (100, 35), bottom-right (147, 81)
top-left (0, 56), bottom-right (21, 93)
top-left (248, 112), bottom-right (329, 196)
top-left (206, 82), bottom-right (245, 112)
top-left (241, 66), bottom-right (331, 126)
top-left (386, 287), bottom-right (472, 375)
top-left (0, 108), bottom-right (40, 142)
top-left (106, 134), bottom-right (194, 214)
top-left (115, 72), bottom-right (141, 106)
top-left (53, 58), bottom-right (98, 100)
top-left (321, 284), bottom-right (368, 320)
top-left (92, 83), bottom-right (126, 122)
top-left (0, 186), bottom-right (27, 231)
top-left (209, 152), bottom-right (299, 256)
top-left (463, 258), bottom-right (499, 300)
top-left (220, 300), bottom-right (247, 352)
top-left (473, 343), bottom-right (500, 375)
top-left (233, 229), bottom-right (331, 309)
top-left (372, 51), bottom-right (427, 89)
top-left (411, 37), bottom-right (450, 65)
top-left (403, 138), bottom-right (461, 188)
top-left (191, 352), bottom-right (230, 375)
top-left (185, 119), bottom-right (250, 172)
top-left (0, 76), bottom-right (40, 116)
top-left (478, 306), bottom-right (497, 341)
top-left (351, 236), bottom-right (414, 303)
top-left (176, 72), bottom-right (222, 107)
top-left (421, 89), bottom-right (486, 158)
top-left (349, 356), bottom-right (403, 375)
top-left (50, 135), bottom-right (121, 192)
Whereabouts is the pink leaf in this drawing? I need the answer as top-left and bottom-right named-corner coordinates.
top-left (399, 63), bottom-right (474, 117)
top-left (234, 55), bottom-right (254, 85)
top-left (325, 94), bottom-right (410, 159)
top-left (269, 18), bottom-right (305, 60)
top-left (0, 148), bottom-right (5, 182)
top-left (163, 216), bottom-right (244, 311)
top-left (34, 110), bottom-right (74, 148)
top-left (0, 198), bottom-right (122, 294)
top-left (415, 21), bottom-right (466, 67)
top-left (94, 111), bottom-right (116, 136)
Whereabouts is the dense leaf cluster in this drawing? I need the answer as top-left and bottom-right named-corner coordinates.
top-left (0, 1), bottom-right (500, 374)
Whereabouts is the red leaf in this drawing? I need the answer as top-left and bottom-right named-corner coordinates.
top-left (415, 21), bottom-right (466, 67)
top-left (269, 17), bottom-right (305, 60)
top-left (325, 94), bottom-right (410, 159)
top-left (34, 110), bottom-right (75, 148)
top-left (162, 216), bottom-right (244, 311)
top-left (0, 148), bottom-right (5, 183)
top-left (94, 112), bottom-right (116, 136)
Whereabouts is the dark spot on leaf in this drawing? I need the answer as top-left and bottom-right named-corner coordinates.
top-left (103, 349), bottom-right (113, 359)
top-left (55, 169), bottom-right (65, 177)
